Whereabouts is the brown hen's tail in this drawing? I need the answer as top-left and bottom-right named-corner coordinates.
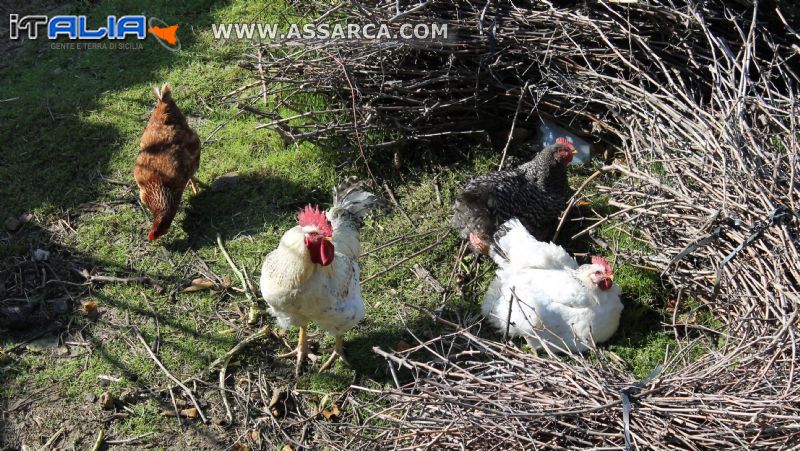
top-left (151, 82), bottom-right (172, 102)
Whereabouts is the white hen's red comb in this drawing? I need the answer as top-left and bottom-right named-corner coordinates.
top-left (591, 256), bottom-right (613, 275)
top-left (298, 205), bottom-right (332, 237)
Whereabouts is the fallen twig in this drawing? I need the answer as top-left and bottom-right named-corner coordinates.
top-left (362, 234), bottom-right (448, 284)
top-left (133, 328), bottom-right (208, 424)
top-left (552, 167), bottom-right (609, 241)
top-left (190, 326), bottom-right (272, 382)
top-left (42, 427), bottom-right (65, 449)
top-left (216, 233), bottom-right (262, 324)
top-left (77, 268), bottom-right (162, 291)
top-left (104, 432), bottom-right (157, 445)
top-left (90, 428), bottom-right (104, 451)
top-left (383, 182), bottom-right (415, 227)
top-left (411, 264), bottom-right (446, 294)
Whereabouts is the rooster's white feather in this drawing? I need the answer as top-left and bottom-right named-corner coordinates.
top-left (260, 178), bottom-right (381, 340)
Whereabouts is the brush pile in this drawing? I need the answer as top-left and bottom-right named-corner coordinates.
top-left (232, 0), bottom-right (800, 448)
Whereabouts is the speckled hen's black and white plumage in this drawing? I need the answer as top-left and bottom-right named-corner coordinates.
top-left (452, 140), bottom-right (575, 253)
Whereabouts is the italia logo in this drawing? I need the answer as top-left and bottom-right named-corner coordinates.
top-left (8, 14), bottom-right (181, 51)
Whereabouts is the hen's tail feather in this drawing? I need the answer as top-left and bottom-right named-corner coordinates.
top-left (329, 177), bottom-right (385, 229)
top-left (152, 82), bottom-right (172, 102)
top-left (489, 218), bottom-right (526, 264)
top-left (490, 218), bottom-right (578, 270)
top-left (452, 188), bottom-right (493, 240)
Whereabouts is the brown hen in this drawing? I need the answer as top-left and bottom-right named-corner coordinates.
top-left (134, 83), bottom-right (200, 241)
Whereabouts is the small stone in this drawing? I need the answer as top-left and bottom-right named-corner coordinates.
top-left (85, 392), bottom-right (97, 403)
top-left (4, 216), bottom-right (21, 231)
top-left (46, 299), bottom-right (69, 315)
top-left (32, 249), bottom-right (49, 261)
top-left (18, 213), bottom-right (32, 224)
top-left (99, 391), bottom-right (114, 410)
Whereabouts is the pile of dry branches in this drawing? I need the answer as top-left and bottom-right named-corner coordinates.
top-left (231, 0), bottom-right (800, 448)
top-left (340, 309), bottom-right (797, 449)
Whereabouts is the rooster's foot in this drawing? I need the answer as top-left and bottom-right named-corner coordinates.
top-left (318, 335), bottom-right (348, 373)
top-left (277, 348), bottom-right (318, 362)
top-left (277, 325), bottom-right (312, 376)
top-left (187, 178), bottom-right (199, 195)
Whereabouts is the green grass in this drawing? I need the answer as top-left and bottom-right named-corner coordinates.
top-left (0, 0), bottom-right (715, 447)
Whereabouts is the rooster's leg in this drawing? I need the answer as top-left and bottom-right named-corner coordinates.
top-left (277, 325), bottom-right (309, 376)
top-left (318, 335), bottom-right (347, 373)
top-left (187, 178), bottom-right (199, 195)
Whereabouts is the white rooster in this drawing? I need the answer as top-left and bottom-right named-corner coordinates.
top-left (481, 218), bottom-right (623, 353)
top-left (260, 177), bottom-right (382, 375)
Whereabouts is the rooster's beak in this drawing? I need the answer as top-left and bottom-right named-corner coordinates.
top-left (570, 148), bottom-right (578, 155)
top-left (324, 236), bottom-right (333, 242)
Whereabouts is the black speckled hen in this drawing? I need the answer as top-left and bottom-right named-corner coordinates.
top-left (451, 138), bottom-right (576, 254)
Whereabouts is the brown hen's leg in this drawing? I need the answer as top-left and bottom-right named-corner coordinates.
top-left (318, 335), bottom-right (348, 373)
top-left (187, 178), bottom-right (199, 195)
top-left (277, 325), bottom-right (308, 376)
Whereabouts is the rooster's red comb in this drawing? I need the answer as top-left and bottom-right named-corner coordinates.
top-left (555, 137), bottom-right (575, 150)
top-left (591, 256), bottom-right (613, 275)
top-left (297, 205), bottom-right (332, 236)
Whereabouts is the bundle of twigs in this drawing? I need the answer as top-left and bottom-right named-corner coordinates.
top-left (229, 0), bottom-right (800, 448)
top-left (334, 309), bottom-right (798, 449)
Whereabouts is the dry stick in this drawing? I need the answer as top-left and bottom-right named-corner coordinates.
top-left (335, 57), bottom-right (378, 187)
top-left (433, 175), bottom-right (443, 206)
top-left (90, 428), bottom-right (104, 451)
top-left (411, 264), bottom-right (446, 294)
top-left (241, 265), bottom-right (257, 300)
top-left (372, 346), bottom-right (645, 419)
top-left (256, 44), bottom-right (269, 106)
top-left (449, 241), bottom-right (469, 284)
top-left (571, 199), bottom-right (674, 241)
top-left (498, 81), bottom-right (529, 171)
top-left (362, 235), bottom-right (447, 284)
top-left (133, 329), bottom-right (208, 424)
top-left (216, 233), bottom-right (261, 323)
top-left (219, 354), bottom-right (234, 425)
top-left (189, 326), bottom-right (272, 383)
top-left (383, 183), bottom-right (416, 227)
top-left (105, 432), bottom-right (158, 445)
top-left (203, 108), bottom-right (246, 145)
top-left (168, 388), bottom-right (183, 429)
top-left (361, 227), bottom-right (446, 257)
top-left (503, 287), bottom-right (517, 342)
top-left (78, 269), bottom-right (161, 290)
top-left (42, 427), bottom-right (65, 449)
top-left (552, 167), bottom-right (607, 241)
top-left (140, 292), bottom-right (161, 354)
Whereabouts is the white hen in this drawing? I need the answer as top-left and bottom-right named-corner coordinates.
top-left (482, 218), bottom-right (623, 352)
top-left (260, 177), bottom-right (382, 374)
